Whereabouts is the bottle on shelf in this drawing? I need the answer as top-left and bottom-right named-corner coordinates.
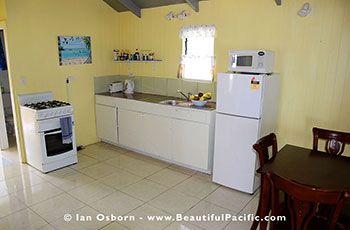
top-left (134, 49), bottom-right (139, 61)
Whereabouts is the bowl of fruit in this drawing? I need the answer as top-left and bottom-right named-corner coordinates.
top-left (190, 92), bottom-right (212, 107)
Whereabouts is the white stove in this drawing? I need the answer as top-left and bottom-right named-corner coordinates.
top-left (18, 92), bottom-right (78, 173)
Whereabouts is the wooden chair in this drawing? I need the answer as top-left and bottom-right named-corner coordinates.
top-left (318, 193), bottom-right (350, 230)
top-left (313, 127), bottom-right (350, 156)
top-left (267, 173), bottom-right (344, 230)
top-left (336, 193), bottom-right (350, 230)
top-left (251, 133), bottom-right (278, 230)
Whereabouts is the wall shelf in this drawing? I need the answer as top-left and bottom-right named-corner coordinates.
top-left (114, 60), bottom-right (163, 71)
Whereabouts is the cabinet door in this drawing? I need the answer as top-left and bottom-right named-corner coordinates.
top-left (118, 109), bottom-right (143, 150)
top-left (171, 119), bottom-right (209, 170)
top-left (142, 113), bottom-right (172, 159)
top-left (95, 104), bottom-right (118, 143)
top-left (119, 109), bottom-right (172, 158)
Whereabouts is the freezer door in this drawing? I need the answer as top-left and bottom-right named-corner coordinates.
top-left (217, 73), bottom-right (264, 119)
top-left (212, 113), bottom-right (260, 194)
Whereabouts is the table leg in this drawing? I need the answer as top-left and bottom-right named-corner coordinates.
top-left (251, 174), bottom-right (270, 230)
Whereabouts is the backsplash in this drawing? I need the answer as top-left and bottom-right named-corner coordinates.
top-left (94, 75), bottom-right (217, 102)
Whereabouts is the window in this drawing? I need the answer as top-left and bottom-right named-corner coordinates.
top-left (178, 25), bottom-right (216, 82)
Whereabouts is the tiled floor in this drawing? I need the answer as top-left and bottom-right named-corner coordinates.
top-left (0, 142), bottom-right (260, 230)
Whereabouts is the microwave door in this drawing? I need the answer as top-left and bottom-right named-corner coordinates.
top-left (237, 56), bottom-right (253, 67)
top-left (231, 55), bottom-right (237, 68)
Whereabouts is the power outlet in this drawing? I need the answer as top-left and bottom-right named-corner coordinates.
top-left (21, 77), bottom-right (27, 86)
top-left (67, 76), bottom-right (75, 82)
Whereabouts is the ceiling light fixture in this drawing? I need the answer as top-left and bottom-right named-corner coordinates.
top-left (298, 3), bottom-right (312, 17)
top-left (166, 10), bottom-right (190, 21)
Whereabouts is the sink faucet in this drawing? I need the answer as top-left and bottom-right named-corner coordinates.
top-left (177, 89), bottom-right (191, 101)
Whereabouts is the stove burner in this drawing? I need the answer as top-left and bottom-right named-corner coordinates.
top-left (24, 100), bottom-right (70, 110)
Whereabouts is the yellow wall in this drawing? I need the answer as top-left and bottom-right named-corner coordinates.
top-left (116, 0), bottom-right (350, 151)
top-left (4, 0), bottom-right (350, 160)
top-left (0, 0), bottom-right (6, 21)
top-left (5, 0), bottom-right (118, 159)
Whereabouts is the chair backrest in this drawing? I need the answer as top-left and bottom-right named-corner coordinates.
top-left (268, 173), bottom-right (344, 230)
top-left (313, 127), bottom-right (350, 156)
top-left (253, 133), bottom-right (278, 166)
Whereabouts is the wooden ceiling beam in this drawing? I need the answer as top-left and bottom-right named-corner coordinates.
top-left (119, 0), bottom-right (141, 17)
top-left (185, 0), bottom-right (199, 12)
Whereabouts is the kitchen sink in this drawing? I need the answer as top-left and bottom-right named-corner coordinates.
top-left (159, 100), bottom-right (183, 105)
top-left (158, 99), bottom-right (193, 107)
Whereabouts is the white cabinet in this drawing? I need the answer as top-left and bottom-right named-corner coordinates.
top-left (171, 119), bottom-right (209, 170)
top-left (118, 109), bottom-right (172, 159)
top-left (95, 94), bottom-right (215, 173)
top-left (119, 108), bottom-right (211, 171)
top-left (95, 104), bottom-right (118, 144)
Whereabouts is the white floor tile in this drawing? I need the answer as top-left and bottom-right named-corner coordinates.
top-left (0, 187), bottom-right (8, 198)
top-left (81, 145), bottom-right (122, 161)
top-left (14, 181), bottom-right (63, 206)
top-left (204, 187), bottom-right (254, 213)
top-left (0, 142), bottom-right (259, 230)
top-left (89, 191), bottom-right (143, 216)
top-left (37, 224), bottom-right (56, 230)
top-left (239, 195), bottom-right (260, 216)
top-left (98, 169), bottom-right (142, 190)
top-left (0, 172), bottom-right (46, 193)
top-left (78, 162), bottom-right (118, 179)
top-left (192, 172), bottom-right (212, 182)
top-left (163, 221), bottom-right (204, 230)
top-left (100, 143), bottom-right (129, 154)
top-left (148, 189), bottom-right (200, 215)
top-left (48, 172), bottom-right (95, 191)
top-left (184, 201), bottom-right (236, 230)
top-left (30, 193), bottom-right (85, 222)
top-left (167, 165), bottom-right (197, 176)
top-left (0, 194), bottom-right (27, 218)
top-left (100, 222), bottom-right (129, 230)
top-left (67, 181), bottom-right (115, 204)
top-left (173, 177), bottom-right (219, 199)
top-left (121, 204), bottom-right (172, 230)
top-left (107, 155), bottom-right (164, 177)
top-left (223, 221), bottom-right (253, 230)
top-left (51, 206), bottom-right (110, 230)
top-left (147, 168), bottom-right (190, 187)
top-left (121, 179), bottom-right (168, 202)
top-left (70, 155), bottom-right (99, 170)
top-left (34, 167), bottom-right (77, 182)
top-left (0, 208), bottom-right (47, 230)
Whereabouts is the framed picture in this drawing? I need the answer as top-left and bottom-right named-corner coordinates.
top-left (58, 36), bottom-right (91, 66)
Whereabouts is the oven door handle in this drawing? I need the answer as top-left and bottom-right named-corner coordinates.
top-left (44, 130), bottom-right (62, 135)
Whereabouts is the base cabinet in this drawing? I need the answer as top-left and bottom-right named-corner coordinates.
top-left (95, 95), bottom-right (214, 173)
top-left (119, 108), bottom-right (210, 170)
top-left (95, 104), bottom-right (118, 144)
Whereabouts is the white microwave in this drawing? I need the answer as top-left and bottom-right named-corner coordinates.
top-left (228, 50), bottom-right (274, 74)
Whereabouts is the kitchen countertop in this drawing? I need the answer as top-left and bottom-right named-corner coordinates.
top-left (96, 92), bottom-right (216, 111)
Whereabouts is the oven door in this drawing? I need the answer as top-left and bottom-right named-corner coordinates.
top-left (38, 116), bottom-right (77, 164)
top-left (44, 128), bottom-right (73, 156)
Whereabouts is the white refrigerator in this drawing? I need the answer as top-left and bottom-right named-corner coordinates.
top-left (212, 72), bottom-right (280, 194)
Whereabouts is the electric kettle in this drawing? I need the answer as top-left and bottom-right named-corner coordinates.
top-left (124, 80), bottom-right (135, 94)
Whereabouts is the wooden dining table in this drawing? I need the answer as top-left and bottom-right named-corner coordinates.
top-left (255, 144), bottom-right (350, 230)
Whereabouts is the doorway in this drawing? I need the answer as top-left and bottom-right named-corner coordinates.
top-left (0, 28), bottom-right (19, 163)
